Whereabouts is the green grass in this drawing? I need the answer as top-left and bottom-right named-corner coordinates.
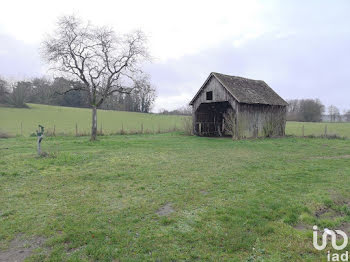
top-left (1, 104), bottom-right (350, 138)
top-left (286, 121), bottom-right (350, 137)
top-left (1, 134), bottom-right (350, 261)
top-left (0, 104), bottom-right (185, 136)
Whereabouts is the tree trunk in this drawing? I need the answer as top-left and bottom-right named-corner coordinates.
top-left (91, 106), bottom-right (97, 141)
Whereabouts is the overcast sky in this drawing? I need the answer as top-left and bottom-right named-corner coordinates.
top-left (0, 0), bottom-right (349, 112)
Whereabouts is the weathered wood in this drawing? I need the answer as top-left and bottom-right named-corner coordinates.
top-left (192, 76), bottom-right (238, 114)
top-left (191, 74), bottom-right (287, 138)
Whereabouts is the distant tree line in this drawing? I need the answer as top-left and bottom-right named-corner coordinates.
top-left (287, 99), bottom-right (350, 122)
top-left (0, 75), bottom-right (156, 113)
top-left (2, 75), bottom-right (349, 122)
top-left (159, 106), bottom-right (192, 115)
top-left (287, 99), bottom-right (325, 122)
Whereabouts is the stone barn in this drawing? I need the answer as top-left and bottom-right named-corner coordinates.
top-left (189, 72), bottom-right (288, 138)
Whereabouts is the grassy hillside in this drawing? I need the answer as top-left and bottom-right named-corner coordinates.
top-left (0, 104), bottom-right (185, 136)
top-left (0, 134), bottom-right (350, 261)
top-left (0, 104), bottom-right (349, 137)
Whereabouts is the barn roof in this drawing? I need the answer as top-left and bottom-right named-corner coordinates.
top-left (190, 72), bottom-right (288, 106)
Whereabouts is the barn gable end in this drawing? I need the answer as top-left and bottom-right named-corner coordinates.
top-left (191, 75), bottom-right (238, 113)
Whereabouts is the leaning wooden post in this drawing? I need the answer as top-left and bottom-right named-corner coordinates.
top-left (53, 125), bottom-right (56, 136)
top-left (324, 124), bottom-right (327, 137)
top-left (36, 125), bottom-right (44, 156)
top-left (75, 123), bottom-right (78, 136)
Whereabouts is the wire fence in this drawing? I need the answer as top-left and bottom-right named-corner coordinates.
top-left (1, 121), bottom-right (349, 139)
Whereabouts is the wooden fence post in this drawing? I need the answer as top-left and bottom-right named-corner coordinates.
top-left (199, 123), bottom-right (202, 136)
top-left (222, 119), bottom-right (225, 134)
top-left (75, 123), bottom-right (78, 136)
top-left (324, 124), bottom-right (327, 137)
top-left (20, 122), bottom-right (23, 136)
top-left (302, 125), bottom-right (304, 137)
top-left (100, 123), bottom-right (102, 135)
top-left (53, 125), bottom-right (56, 136)
top-left (141, 123), bottom-right (143, 134)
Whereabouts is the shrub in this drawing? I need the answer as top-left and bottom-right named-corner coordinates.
top-left (182, 117), bottom-right (193, 135)
top-left (223, 110), bottom-right (237, 138)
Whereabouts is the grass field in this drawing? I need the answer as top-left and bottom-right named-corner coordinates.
top-left (1, 133), bottom-right (350, 261)
top-left (286, 121), bottom-right (350, 138)
top-left (0, 104), bottom-right (185, 136)
top-left (1, 104), bottom-right (350, 138)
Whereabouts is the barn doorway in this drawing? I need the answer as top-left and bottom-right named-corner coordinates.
top-left (194, 101), bottom-right (234, 136)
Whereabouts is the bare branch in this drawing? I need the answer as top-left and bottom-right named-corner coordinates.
top-left (41, 15), bottom-right (149, 140)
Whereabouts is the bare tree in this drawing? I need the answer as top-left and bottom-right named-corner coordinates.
top-left (328, 105), bottom-right (340, 122)
top-left (286, 99), bottom-right (300, 121)
top-left (134, 75), bottom-right (156, 113)
top-left (42, 15), bottom-right (148, 140)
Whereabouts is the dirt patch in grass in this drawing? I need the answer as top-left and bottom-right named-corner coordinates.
top-left (314, 204), bottom-right (347, 220)
top-left (331, 195), bottom-right (350, 208)
top-left (65, 243), bottom-right (85, 255)
top-left (294, 223), bottom-right (310, 231)
top-left (315, 206), bottom-right (333, 219)
top-left (339, 222), bottom-right (350, 235)
top-left (0, 235), bottom-right (45, 262)
top-left (156, 203), bottom-right (174, 216)
top-left (313, 200), bottom-right (350, 229)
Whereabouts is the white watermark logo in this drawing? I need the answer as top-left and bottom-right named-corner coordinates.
top-left (313, 225), bottom-right (348, 251)
top-left (313, 225), bottom-right (349, 261)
